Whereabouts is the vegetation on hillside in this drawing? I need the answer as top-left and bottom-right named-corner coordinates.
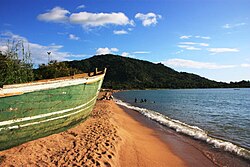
top-left (65, 54), bottom-right (250, 89)
top-left (1, 50), bottom-right (249, 89)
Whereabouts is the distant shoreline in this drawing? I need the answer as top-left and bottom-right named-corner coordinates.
top-left (111, 87), bottom-right (249, 92)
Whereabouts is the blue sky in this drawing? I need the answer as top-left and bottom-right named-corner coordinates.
top-left (0, 0), bottom-right (249, 82)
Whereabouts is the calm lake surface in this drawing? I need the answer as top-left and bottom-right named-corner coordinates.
top-left (114, 88), bottom-right (250, 153)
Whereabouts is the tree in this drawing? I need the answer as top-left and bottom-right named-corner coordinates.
top-left (34, 60), bottom-right (82, 80)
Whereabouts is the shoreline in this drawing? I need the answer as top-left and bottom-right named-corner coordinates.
top-left (117, 104), bottom-right (215, 167)
top-left (114, 89), bottom-right (250, 160)
top-left (0, 96), bottom-right (249, 166)
top-left (111, 100), bottom-right (187, 166)
top-left (116, 102), bottom-right (250, 167)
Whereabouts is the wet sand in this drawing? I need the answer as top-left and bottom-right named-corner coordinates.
top-left (0, 96), bottom-right (248, 166)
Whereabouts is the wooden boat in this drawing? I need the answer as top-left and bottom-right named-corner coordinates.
top-left (0, 68), bottom-right (106, 150)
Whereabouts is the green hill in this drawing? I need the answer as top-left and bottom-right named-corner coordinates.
top-left (65, 54), bottom-right (232, 89)
top-left (2, 45), bottom-right (249, 89)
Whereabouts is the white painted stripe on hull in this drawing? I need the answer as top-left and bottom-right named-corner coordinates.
top-left (0, 95), bottom-right (97, 127)
top-left (0, 104), bottom-right (94, 131)
top-left (0, 74), bottom-right (104, 95)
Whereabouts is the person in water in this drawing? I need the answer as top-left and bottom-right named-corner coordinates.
top-left (135, 98), bottom-right (137, 103)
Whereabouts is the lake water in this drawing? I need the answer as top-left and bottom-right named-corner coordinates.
top-left (114, 88), bottom-right (250, 159)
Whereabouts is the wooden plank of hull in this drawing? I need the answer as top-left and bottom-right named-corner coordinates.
top-left (0, 100), bottom-right (95, 150)
top-left (0, 81), bottom-right (101, 121)
top-left (0, 71), bottom-right (105, 150)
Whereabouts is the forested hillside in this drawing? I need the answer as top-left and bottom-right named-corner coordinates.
top-left (64, 54), bottom-right (249, 89)
top-left (1, 52), bottom-right (249, 89)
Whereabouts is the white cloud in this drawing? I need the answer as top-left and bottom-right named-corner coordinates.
top-left (223, 24), bottom-right (231, 29)
top-left (70, 12), bottom-right (134, 27)
top-left (135, 13), bottom-right (162, 26)
top-left (178, 37), bottom-right (211, 51)
top-left (179, 42), bottom-right (209, 47)
top-left (96, 47), bottom-right (119, 55)
top-left (111, 48), bottom-right (119, 52)
top-left (201, 36), bottom-right (211, 40)
top-left (1, 31), bottom-right (25, 41)
top-left (0, 32), bottom-right (86, 65)
top-left (0, 45), bottom-right (8, 52)
top-left (180, 35), bottom-right (191, 39)
top-left (113, 30), bottom-right (128, 35)
top-left (121, 52), bottom-right (136, 58)
top-left (184, 46), bottom-right (201, 50)
top-left (195, 36), bottom-right (211, 40)
top-left (162, 58), bottom-right (236, 69)
top-left (76, 5), bottom-right (85, 9)
top-left (37, 7), bottom-right (70, 23)
top-left (174, 50), bottom-right (184, 54)
top-left (241, 64), bottom-right (250, 68)
top-left (178, 45), bottom-right (201, 50)
top-left (133, 51), bottom-right (150, 54)
top-left (222, 22), bottom-right (246, 29)
top-left (199, 43), bottom-right (209, 46)
top-left (121, 52), bottom-right (129, 57)
top-left (69, 34), bottom-right (80, 40)
top-left (180, 35), bottom-right (211, 40)
top-left (207, 48), bottom-right (239, 54)
top-left (95, 50), bottom-right (136, 57)
top-left (38, 7), bottom-right (135, 30)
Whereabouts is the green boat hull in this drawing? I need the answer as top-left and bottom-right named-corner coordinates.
top-left (0, 73), bottom-right (104, 151)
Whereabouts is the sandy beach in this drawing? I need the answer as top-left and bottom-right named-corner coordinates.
top-left (1, 93), bottom-right (246, 167)
top-left (0, 99), bottom-right (185, 166)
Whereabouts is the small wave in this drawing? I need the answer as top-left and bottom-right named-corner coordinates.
top-left (115, 99), bottom-right (250, 160)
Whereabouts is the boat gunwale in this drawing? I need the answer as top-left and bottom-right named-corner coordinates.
top-left (0, 70), bottom-right (106, 98)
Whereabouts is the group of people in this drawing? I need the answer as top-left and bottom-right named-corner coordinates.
top-left (134, 98), bottom-right (155, 103)
top-left (99, 92), bottom-right (113, 100)
top-left (134, 98), bottom-right (147, 103)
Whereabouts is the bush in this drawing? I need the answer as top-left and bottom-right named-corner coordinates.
top-left (0, 40), bottom-right (34, 87)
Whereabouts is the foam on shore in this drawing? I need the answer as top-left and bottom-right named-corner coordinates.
top-left (115, 99), bottom-right (250, 160)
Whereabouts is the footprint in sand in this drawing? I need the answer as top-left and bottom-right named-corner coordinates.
top-left (104, 161), bottom-right (111, 167)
